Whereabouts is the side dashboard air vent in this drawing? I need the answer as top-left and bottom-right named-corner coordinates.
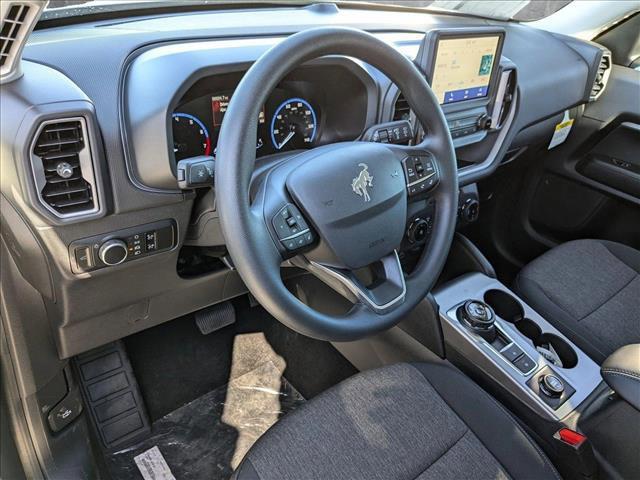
top-left (491, 69), bottom-right (516, 130)
top-left (393, 93), bottom-right (411, 121)
top-left (0, 4), bottom-right (30, 69)
top-left (0, 1), bottom-right (45, 83)
top-left (31, 118), bottom-right (99, 218)
top-left (590, 52), bottom-right (611, 101)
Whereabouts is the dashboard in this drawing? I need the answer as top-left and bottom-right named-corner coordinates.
top-left (1, 4), bottom-right (611, 359)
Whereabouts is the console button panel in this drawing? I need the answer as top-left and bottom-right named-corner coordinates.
top-left (69, 220), bottom-right (176, 273)
top-left (447, 115), bottom-right (481, 138)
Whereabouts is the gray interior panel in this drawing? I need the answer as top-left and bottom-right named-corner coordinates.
top-left (0, 3), bottom-right (610, 359)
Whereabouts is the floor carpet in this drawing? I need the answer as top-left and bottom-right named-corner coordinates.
top-left (106, 360), bottom-right (305, 480)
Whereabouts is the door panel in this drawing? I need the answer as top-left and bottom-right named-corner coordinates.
top-left (524, 64), bottom-right (640, 249)
top-left (577, 123), bottom-right (640, 198)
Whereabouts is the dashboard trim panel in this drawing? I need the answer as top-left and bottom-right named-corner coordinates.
top-left (120, 38), bottom-right (379, 193)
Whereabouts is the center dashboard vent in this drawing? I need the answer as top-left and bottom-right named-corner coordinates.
top-left (590, 52), bottom-right (611, 101)
top-left (393, 93), bottom-right (411, 121)
top-left (31, 118), bottom-right (99, 218)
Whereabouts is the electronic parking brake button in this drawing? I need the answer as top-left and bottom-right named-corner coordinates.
top-left (513, 354), bottom-right (536, 374)
top-left (501, 343), bottom-right (524, 363)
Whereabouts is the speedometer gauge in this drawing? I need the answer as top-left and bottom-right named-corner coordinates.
top-left (270, 98), bottom-right (317, 150)
top-left (172, 113), bottom-right (211, 160)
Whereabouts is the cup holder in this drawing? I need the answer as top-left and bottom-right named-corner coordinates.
top-left (515, 318), bottom-right (542, 341)
top-left (483, 289), bottom-right (524, 323)
top-left (533, 333), bottom-right (578, 369)
top-left (484, 289), bottom-right (578, 369)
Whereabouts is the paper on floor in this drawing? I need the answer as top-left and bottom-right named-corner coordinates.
top-left (134, 446), bottom-right (176, 480)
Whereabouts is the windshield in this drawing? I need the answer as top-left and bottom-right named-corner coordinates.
top-left (43, 0), bottom-right (573, 22)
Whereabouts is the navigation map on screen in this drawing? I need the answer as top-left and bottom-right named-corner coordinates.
top-left (431, 35), bottom-right (500, 105)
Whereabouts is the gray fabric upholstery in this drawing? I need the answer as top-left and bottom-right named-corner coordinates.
top-left (235, 363), bottom-right (559, 480)
top-left (515, 239), bottom-right (640, 364)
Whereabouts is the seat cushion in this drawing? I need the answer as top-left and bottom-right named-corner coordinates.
top-left (234, 363), bottom-right (559, 480)
top-left (514, 239), bottom-right (640, 364)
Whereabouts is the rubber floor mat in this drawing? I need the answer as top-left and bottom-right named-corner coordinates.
top-left (106, 360), bottom-right (305, 479)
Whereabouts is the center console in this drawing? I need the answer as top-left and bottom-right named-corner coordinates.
top-left (433, 273), bottom-right (602, 421)
top-left (415, 27), bottom-right (516, 149)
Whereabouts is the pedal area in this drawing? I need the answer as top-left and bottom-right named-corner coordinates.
top-left (74, 341), bottom-right (151, 450)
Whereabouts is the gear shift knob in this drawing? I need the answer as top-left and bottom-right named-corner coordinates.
top-left (458, 300), bottom-right (496, 342)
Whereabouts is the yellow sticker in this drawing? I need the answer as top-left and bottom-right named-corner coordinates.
top-left (548, 111), bottom-right (574, 149)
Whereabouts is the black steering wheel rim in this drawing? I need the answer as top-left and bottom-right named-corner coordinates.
top-left (215, 27), bottom-right (458, 341)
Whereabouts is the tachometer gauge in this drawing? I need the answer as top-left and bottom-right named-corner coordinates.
top-left (172, 113), bottom-right (211, 160)
top-left (270, 98), bottom-right (317, 150)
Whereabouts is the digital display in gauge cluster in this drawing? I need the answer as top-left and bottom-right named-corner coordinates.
top-left (172, 89), bottom-right (319, 162)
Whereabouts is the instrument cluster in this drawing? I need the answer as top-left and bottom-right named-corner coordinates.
top-left (172, 88), bottom-right (320, 162)
top-left (170, 65), bottom-right (372, 165)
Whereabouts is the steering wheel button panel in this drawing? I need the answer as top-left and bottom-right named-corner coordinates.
top-left (272, 204), bottom-right (314, 251)
top-left (403, 155), bottom-right (439, 196)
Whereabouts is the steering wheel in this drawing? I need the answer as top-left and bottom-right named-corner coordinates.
top-left (215, 27), bottom-right (458, 341)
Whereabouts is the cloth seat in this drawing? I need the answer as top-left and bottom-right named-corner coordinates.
top-left (514, 239), bottom-right (640, 364)
top-left (234, 362), bottom-right (559, 480)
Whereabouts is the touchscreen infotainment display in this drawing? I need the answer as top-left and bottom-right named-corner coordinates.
top-left (431, 35), bottom-right (501, 105)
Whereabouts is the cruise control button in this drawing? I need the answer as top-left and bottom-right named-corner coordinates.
top-left (423, 159), bottom-right (435, 173)
top-left (283, 239), bottom-right (297, 250)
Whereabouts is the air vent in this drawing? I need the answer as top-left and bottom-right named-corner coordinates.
top-left (393, 93), bottom-right (411, 121)
top-left (491, 69), bottom-right (516, 130)
top-left (31, 118), bottom-right (99, 218)
top-left (590, 52), bottom-right (611, 101)
top-left (0, 4), bottom-right (29, 69)
top-left (0, 2), bottom-right (44, 83)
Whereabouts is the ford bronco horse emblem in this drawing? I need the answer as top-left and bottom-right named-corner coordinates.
top-left (352, 163), bottom-right (374, 202)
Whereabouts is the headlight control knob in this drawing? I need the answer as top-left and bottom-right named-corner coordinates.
top-left (98, 239), bottom-right (128, 266)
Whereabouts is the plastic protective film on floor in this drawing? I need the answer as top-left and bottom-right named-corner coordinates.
top-left (107, 360), bottom-right (305, 480)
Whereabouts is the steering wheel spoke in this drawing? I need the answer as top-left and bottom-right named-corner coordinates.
top-left (300, 250), bottom-right (406, 315)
